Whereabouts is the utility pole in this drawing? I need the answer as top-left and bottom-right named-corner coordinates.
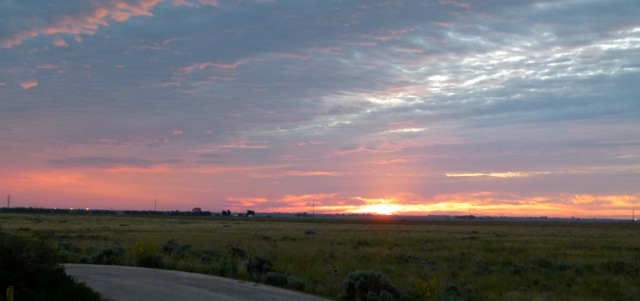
top-left (155, 199), bottom-right (157, 211)
top-left (312, 200), bottom-right (315, 218)
top-left (7, 194), bottom-right (10, 208)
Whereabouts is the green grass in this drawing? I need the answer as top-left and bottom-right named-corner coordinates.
top-left (1, 213), bottom-right (639, 300)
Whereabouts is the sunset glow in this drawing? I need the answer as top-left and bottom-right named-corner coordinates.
top-left (1, 1), bottom-right (638, 218)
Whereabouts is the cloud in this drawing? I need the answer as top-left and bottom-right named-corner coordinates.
top-left (1, 1), bottom-right (639, 216)
top-left (172, 0), bottom-right (218, 7)
top-left (20, 81), bottom-right (38, 90)
top-left (52, 36), bottom-right (68, 47)
top-left (446, 172), bottom-right (551, 178)
top-left (1, 0), bottom-right (162, 48)
top-left (49, 157), bottom-right (182, 170)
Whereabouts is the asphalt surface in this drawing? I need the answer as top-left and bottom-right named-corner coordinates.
top-left (65, 264), bottom-right (332, 301)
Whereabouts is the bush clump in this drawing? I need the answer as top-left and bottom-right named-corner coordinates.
top-left (286, 275), bottom-right (306, 291)
top-left (341, 270), bottom-right (400, 301)
top-left (245, 256), bottom-right (306, 290)
top-left (262, 271), bottom-right (288, 286)
top-left (87, 247), bottom-right (125, 265)
top-left (162, 238), bottom-right (192, 258)
top-left (0, 231), bottom-right (101, 301)
top-left (246, 256), bottom-right (273, 278)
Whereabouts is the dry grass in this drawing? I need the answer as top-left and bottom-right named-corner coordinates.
top-left (1, 213), bottom-right (639, 300)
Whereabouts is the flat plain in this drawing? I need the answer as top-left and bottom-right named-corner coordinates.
top-left (1, 213), bottom-right (638, 300)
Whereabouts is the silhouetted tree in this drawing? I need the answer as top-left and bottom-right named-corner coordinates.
top-left (221, 210), bottom-right (231, 216)
top-left (247, 210), bottom-right (255, 217)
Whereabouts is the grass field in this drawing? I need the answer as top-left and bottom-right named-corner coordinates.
top-left (1, 213), bottom-right (639, 300)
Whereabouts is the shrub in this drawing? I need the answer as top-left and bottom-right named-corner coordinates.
top-left (226, 244), bottom-right (247, 259)
top-left (286, 275), bottom-right (306, 291)
top-left (0, 232), bottom-right (101, 301)
top-left (89, 247), bottom-right (125, 265)
top-left (263, 271), bottom-right (288, 286)
top-left (162, 238), bottom-right (180, 254)
top-left (602, 260), bottom-right (628, 275)
top-left (246, 256), bottom-right (273, 278)
top-left (341, 270), bottom-right (400, 301)
top-left (200, 250), bottom-right (216, 264)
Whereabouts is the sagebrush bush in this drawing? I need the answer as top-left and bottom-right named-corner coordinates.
top-left (246, 256), bottom-right (273, 278)
top-left (341, 270), bottom-right (400, 301)
top-left (89, 247), bottom-right (125, 265)
top-left (0, 232), bottom-right (101, 301)
top-left (286, 275), bottom-right (306, 291)
top-left (263, 271), bottom-right (288, 286)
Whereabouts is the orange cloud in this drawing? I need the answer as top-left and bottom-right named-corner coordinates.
top-left (227, 197), bottom-right (269, 207)
top-left (52, 36), bottom-right (68, 47)
top-left (20, 81), bottom-right (38, 90)
top-left (241, 192), bottom-right (640, 219)
top-left (2, 0), bottom-right (161, 48)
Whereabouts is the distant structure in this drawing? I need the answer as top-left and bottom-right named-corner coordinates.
top-left (6, 194), bottom-right (10, 208)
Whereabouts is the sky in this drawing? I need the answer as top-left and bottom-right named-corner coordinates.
top-left (1, 0), bottom-right (639, 218)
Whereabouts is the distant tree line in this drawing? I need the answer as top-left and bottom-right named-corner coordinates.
top-left (0, 207), bottom-right (262, 217)
top-left (220, 210), bottom-right (255, 217)
top-left (0, 207), bottom-right (212, 216)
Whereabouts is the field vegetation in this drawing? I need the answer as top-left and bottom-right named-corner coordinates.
top-left (0, 213), bottom-right (638, 300)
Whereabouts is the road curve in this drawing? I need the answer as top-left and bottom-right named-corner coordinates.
top-left (65, 264), bottom-right (332, 301)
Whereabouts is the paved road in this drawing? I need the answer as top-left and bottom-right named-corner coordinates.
top-left (65, 264), bottom-right (332, 301)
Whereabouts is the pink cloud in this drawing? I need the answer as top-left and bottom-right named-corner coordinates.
top-left (20, 81), bottom-right (39, 90)
top-left (312, 46), bottom-right (343, 54)
top-left (396, 48), bottom-right (424, 54)
top-left (36, 64), bottom-right (61, 69)
top-left (1, 0), bottom-right (162, 48)
top-left (432, 21), bottom-right (451, 28)
top-left (390, 27), bottom-right (419, 35)
top-left (272, 52), bottom-right (311, 60)
top-left (439, 0), bottom-right (470, 9)
top-left (172, 0), bottom-right (218, 7)
top-left (198, 0), bottom-right (219, 6)
top-left (374, 36), bottom-right (395, 42)
top-left (330, 143), bottom-right (402, 157)
top-left (178, 58), bottom-right (260, 74)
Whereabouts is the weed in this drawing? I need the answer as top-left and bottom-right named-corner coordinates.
top-left (130, 239), bottom-right (162, 268)
top-left (413, 277), bottom-right (440, 301)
